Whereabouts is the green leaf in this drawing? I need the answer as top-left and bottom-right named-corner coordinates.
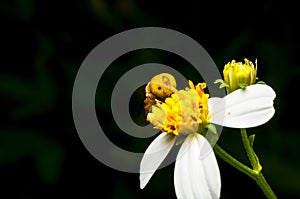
top-left (34, 141), bottom-right (64, 185)
top-left (0, 64), bottom-right (56, 120)
top-left (0, 130), bottom-right (64, 184)
top-left (249, 134), bottom-right (255, 148)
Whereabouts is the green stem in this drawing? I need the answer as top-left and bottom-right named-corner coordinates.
top-left (214, 144), bottom-right (277, 199)
top-left (240, 128), bottom-right (261, 171)
top-left (213, 144), bottom-right (256, 179)
top-left (240, 128), bottom-right (277, 199)
top-left (254, 172), bottom-right (278, 199)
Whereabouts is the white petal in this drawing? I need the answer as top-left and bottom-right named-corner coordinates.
top-left (209, 84), bottom-right (276, 128)
top-left (140, 132), bottom-right (176, 189)
top-left (174, 134), bottom-right (221, 199)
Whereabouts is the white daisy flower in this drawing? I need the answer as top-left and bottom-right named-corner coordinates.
top-left (140, 79), bottom-right (275, 199)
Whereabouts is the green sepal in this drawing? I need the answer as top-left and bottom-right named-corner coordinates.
top-left (214, 79), bottom-right (229, 89)
top-left (205, 123), bottom-right (217, 134)
top-left (248, 134), bottom-right (255, 148)
top-left (256, 81), bottom-right (266, 85)
top-left (239, 83), bottom-right (248, 89)
top-left (219, 82), bottom-right (229, 88)
top-left (204, 124), bottom-right (219, 146)
top-left (214, 79), bottom-right (224, 84)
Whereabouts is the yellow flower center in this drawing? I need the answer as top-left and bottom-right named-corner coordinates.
top-left (146, 81), bottom-right (209, 136)
top-left (223, 58), bottom-right (257, 93)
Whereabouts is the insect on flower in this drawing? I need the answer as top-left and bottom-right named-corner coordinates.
top-left (144, 73), bottom-right (177, 114)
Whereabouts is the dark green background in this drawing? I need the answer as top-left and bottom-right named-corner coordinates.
top-left (1, 0), bottom-right (299, 198)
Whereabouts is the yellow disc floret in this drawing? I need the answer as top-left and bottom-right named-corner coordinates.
top-left (146, 81), bottom-right (209, 136)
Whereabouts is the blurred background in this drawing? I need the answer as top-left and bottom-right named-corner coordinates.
top-left (1, 0), bottom-right (300, 198)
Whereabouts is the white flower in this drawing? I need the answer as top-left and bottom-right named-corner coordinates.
top-left (140, 84), bottom-right (276, 199)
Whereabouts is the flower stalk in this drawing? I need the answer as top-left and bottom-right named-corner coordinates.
top-left (240, 128), bottom-right (261, 171)
top-left (214, 129), bottom-right (277, 199)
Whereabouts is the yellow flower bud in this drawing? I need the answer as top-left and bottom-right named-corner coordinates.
top-left (223, 58), bottom-right (257, 93)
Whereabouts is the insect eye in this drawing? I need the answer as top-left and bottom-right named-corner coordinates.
top-left (157, 86), bottom-right (162, 90)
